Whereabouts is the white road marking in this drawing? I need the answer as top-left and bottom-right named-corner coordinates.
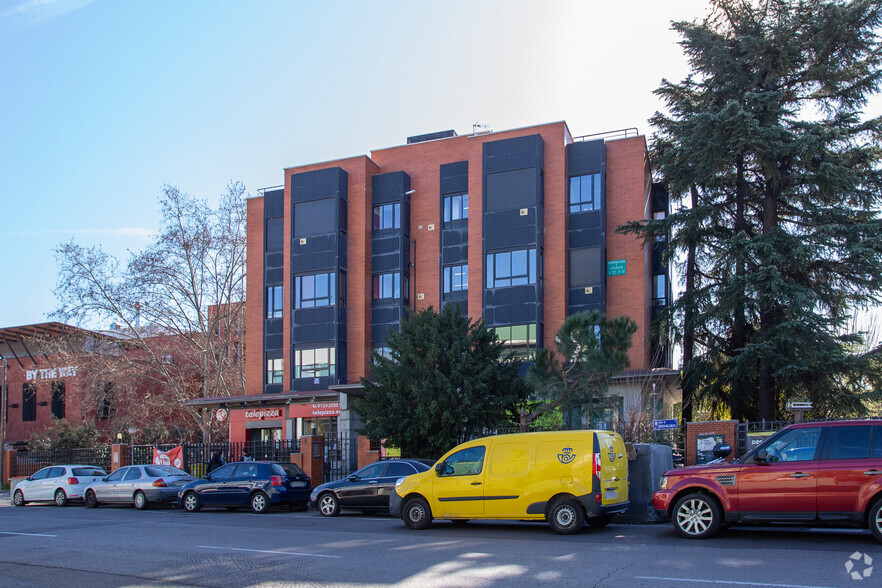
top-left (0, 531), bottom-right (58, 537)
top-left (636, 577), bottom-right (837, 588)
top-left (197, 545), bottom-right (342, 559)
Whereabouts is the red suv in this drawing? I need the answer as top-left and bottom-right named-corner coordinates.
top-left (652, 420), bottom-right (882, 540)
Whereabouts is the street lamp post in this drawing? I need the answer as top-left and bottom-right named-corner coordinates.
top-left (128, 426), bottom-right (137, 465)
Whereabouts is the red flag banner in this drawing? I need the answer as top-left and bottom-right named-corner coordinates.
top-left (153, 445), bottom-right (183, 469)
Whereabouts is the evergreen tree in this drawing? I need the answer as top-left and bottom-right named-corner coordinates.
top-left (623, 0), bottom-right (882, 420)
top-left (355, 304), bottom-right (526, 458)
top-left (522, 311), bottom-right (637, 430)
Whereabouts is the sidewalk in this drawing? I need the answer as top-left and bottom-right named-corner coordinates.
top-left (0, 489), bottom-right (9, 505)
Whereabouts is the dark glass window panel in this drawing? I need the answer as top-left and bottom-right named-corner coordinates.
top-left (569, 248), bottom-right (601, 287)
top-left (51, 381), bottom-right (65, 420)
top-left (22, 383), bottom-right (36, 422)
top-left (294, 199), bottom-right (336, 237)
top-left (265, 218), bottom-right (283, 252)
top-left (826, 426), bottom-right (871, 460)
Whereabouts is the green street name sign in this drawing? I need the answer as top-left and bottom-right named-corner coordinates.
top-left (607, 259), bottom-right (626, 276)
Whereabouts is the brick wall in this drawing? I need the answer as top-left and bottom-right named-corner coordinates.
top-left (245, 197), bottom-right (265, 395)
top-left (685, 420), bottom-right (738, 466)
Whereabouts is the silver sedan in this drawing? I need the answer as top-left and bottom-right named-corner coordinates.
top-left (83, 464), bottom-right (196, 510)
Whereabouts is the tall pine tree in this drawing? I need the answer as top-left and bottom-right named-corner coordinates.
top-left (624, 0), bottom-right (882, 420)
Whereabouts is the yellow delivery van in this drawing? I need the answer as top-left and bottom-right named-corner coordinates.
top-left (389, 430), bottom-right (629, 534)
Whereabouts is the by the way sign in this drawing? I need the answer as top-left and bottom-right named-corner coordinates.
top-left (653, 419), bottom-right (679, 430)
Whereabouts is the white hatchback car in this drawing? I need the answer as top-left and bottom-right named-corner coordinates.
top-left (12, 465), bottom-right (107, 507)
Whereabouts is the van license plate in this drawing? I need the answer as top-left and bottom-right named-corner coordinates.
top-left (603, 489), bottom-right (618, 500)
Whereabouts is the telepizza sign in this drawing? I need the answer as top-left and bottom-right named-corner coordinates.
top-left (289, 402), bottom-right (340, 418)
top-left (244, 408), bottom-right (282, 420)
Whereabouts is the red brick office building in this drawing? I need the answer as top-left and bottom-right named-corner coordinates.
top-left (193, 121), bottom-right (676, 449)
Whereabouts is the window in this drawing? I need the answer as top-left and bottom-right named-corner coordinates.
top-left (653, 211), bottom-right (666, 241)
top-left (123, 468), bottom-right (142, 481)
top-left (373, 347), bottom-right (393, 364)
top-left (267, 285), bottom-right (283, 318)
top-left (443, 264), bottom-right (468, 293)
top-left (438, 446), bottom-right (486, 477)
top-left (295, 272), bottom-right (336, 308)
top-left (492, 324), bottom-right (537, 359)
top-left (355, 463), bottom-right (387, 479)
top-left (373, 272), bottom-right (401, 300)
top-left (97, 383), bottom-right (114, 419)
top-left (267, 358), bottom-right (283, 384)
top-left (294, 347), bottom-right (336, 378)
top-left (653, 274), bottom-right (667, 305)
top-left (210, 464), bottom-right (236, 480)
top-left (443, 193), bottom-right (468, 223)
top-left (50, 381), bottom-right (65, 420)
top-left (824, 426), bottom-right (871, 460)
top-left (385, 462), bottom-right (420, 477)
top-left (486, 249), bottom-right (537, 288)
top-left (569, 173), bottom-right (602, 213)
top-left (22, 383), bottom-right (36, 422)
top-left (373, 203), bottom-right (401, 231)
top-left (105, 468), bottom-right (126, 482)
top-left (754, 427), bottom-right (822, 463)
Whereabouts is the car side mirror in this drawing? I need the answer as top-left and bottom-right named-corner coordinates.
top-left (435, 462), bottom-right (444, 475)
top-left (347, 475), bottom-right (359, 482)
top-left (203, 473), bottom-right (212, 480)
top-left (755, 449), bottom-right (768, 463)
top-left (712, 443), bottom-right (732, 459)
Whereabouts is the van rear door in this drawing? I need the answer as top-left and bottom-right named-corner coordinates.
top-left (595, 432), bottom-right (628, 505)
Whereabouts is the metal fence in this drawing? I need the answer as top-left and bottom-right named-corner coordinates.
top-left (491, 421), bottom-right (680, 446)
top-left (12, 446), bottom-right (112, 477)
top-left (323, 432), bottom-right (356, 483)
top-left (11, 440), bottom-right (300, 479)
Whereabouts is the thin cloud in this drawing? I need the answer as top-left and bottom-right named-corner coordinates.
top-left (0, 0), bottom-right (97, 27)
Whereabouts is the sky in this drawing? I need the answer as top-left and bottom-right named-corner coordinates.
top-left (1, 0), bottom-right (880, 333)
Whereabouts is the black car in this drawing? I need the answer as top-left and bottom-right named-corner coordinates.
top-left (310, 459), bottom-right (434, 516)
top-left (178, 461), bottom-right (311, 513)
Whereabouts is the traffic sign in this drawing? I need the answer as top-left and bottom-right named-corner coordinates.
top-left (653, 419), bottom-right (678, 430)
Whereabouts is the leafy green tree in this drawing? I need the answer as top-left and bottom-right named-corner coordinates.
top-left (623, 0), bottom-right (882, 420)
top-left (28, 419), bottom-right (100, 450)
top-left (522, 311), bottom-right (637, 431)
top-left (356, 304), bottom-right (527, 458)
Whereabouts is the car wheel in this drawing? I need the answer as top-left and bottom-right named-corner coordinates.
top-left (84, 490), bottom-right (99, 508)
top-left (250, 491), bottom-right (269, 514)
top-left (182, 491), bottom-right (201, 512)
top-left (12, 489), bottom-right (25, 507)
top-left (54, 489), bottom-right (68, 507)
top-left (318, 493), bottom-right (340, 517)
top-left (588, 515), bottom-right (612, 528)
top-left (402, 497), bottom-right (432, 530)
top-left (548, 497), bottom-right (585, 535)
top-left (868, 496), bottom-right (882, 543)
top-left (673, 492), bottom-right (722, 539)
top-left (133, 491), bottom-right (148, 510)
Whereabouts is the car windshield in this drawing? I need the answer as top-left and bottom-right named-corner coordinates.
top-left (72, 467), bottom-right (106, 476)
top-left (270, 463), bottom-right (306, 477)
top-left (145, 465), bottom-right (189, 477)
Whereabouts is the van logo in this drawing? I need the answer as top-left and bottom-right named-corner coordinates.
top-left (608, 448), bottom-right (616, 463)
top-left (558, 447), bottom-right (576, 464)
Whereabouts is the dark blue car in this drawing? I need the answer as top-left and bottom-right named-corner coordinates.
top-left (178, 461), bottom-right (311, 513)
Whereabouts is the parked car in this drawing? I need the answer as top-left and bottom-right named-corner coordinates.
top-left (311, 459), bottom-right (434, 516)
top-left (391, 430), bottom-right (631, 534)
top-left (652, 420), bottom-right (882, 541)
top-left (83, 464), bottom-right (196, 510)
top-left (12, 465), bottom-right (107, 507)
top-left (178, 461), bottom-right (311, 513)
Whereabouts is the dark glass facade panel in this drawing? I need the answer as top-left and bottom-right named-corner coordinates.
top-left (265, 218), bottom-right (283, 251)
top-left (569, 247), bottom-right (602, 287)
top-left (294, 199), bottom-right (336, 237)
top-left (267, 357), bottom-right (283, 384)
top-left (485, 169), bottom-right (537, 212)
top-left (51, 381), bottom-right (65, 420)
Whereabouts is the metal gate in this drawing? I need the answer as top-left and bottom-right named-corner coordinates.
top-left (322, 432), bottom-right (356, 484)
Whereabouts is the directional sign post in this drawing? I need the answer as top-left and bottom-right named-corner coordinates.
top-left (653, 419), bottom-right (679, 431)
